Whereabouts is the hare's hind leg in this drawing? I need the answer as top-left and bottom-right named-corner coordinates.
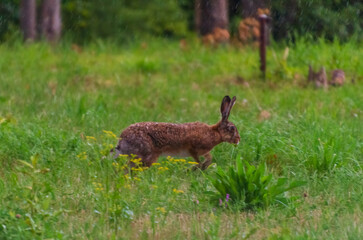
top-left (116, 139), bottom-right (156, 167)
top-left (141, 153), bottom-right (160, 168)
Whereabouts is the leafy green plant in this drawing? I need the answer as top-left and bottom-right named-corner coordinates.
top-left (305, 138), bottom-right (342, 173)
top-left (208, 154), bottom-right (305, 209)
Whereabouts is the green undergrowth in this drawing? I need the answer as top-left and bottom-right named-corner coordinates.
top-left (0, 38), bottom-right (362, 239)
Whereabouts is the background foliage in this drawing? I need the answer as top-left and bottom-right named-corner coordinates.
top-left (1, 0), bottom-right (362, 42)
top-left (271, 0), bottom-right (363, 41)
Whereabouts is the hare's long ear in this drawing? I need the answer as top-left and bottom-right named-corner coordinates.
top-left (226, 96), bottom-right (236, 118)
top-left (308, 65), bottom-right (313, 82)
top-left (221, 96), bottom-right (231, 122)
top-left (229, 96), bottom-right (236, 110)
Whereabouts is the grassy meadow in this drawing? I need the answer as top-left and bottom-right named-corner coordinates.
top-left (0, 38), bottom-right (362, 239)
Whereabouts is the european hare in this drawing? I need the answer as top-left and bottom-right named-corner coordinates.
top-left (308, 65), bottom-right (345, 88)
top-left (330, 69), bottom-right (345, 86)
top-left (308, 65), bottom-right (328, 89)
top-left (113, 96), bottom-right (240, 170)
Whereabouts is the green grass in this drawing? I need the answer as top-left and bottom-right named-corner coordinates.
top-left (0, 37), bottom-right (362, 239)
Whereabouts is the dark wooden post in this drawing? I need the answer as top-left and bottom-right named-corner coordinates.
top-left (258, 14), bottom-right (269, 79)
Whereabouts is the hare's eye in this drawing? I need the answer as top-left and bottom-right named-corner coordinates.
top-left (229, 126), bottom-right (235, 131)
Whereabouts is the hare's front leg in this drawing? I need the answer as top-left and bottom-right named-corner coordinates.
top-left (189, 150), bottom-right (202, 170)
top-left (190, 151), bottom-right (212, 171)
top-left (201, 152), bottom-right (213, 170)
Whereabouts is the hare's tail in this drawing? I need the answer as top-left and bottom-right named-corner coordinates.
top-left (110, 144), bottom-right (123, 158)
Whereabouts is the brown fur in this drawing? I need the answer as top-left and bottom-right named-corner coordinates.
top-left (330, 69), bottom-right (345, 86)
top-left (114, 96), bottom-right (240, 170)
top-left (308, 65), bottom-right (328, 89)
top-left (308, 66), bottom-right (345, 88)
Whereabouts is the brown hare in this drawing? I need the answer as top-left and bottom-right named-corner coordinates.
top-left (308, 65), bottom-right (328, 89)
top-left (330, 69), bottom-right (345, 86)
top-left (308, 66), bottom-right (346, 88)
top-left (113, 96), bottom-right (240, 170)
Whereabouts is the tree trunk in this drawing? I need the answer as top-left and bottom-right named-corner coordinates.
top-left (20, 0), bottom-right (37, 42)
top-left (240, 0), bottom-right (270, 18)
top-left (195, 0), bottom-right (201, 32)
top-left (196, 0), bottom-right (228, 35)
top-left (40, 0), bottom-right (61, 42)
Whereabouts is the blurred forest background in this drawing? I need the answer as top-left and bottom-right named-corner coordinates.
top-left (0, 0), bottom-right (362, 44)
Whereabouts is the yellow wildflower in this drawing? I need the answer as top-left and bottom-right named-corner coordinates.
top-left (102, 130), bottom-right (118, 139)
top-left (188, 161), bottom-right (199, 165)
top-left (133, 177), bottom-right (141, 181)
top-left (156, 207), bottom-right (166, 214)
top-left (86, 136), bottom-right (96, 141)
top-left (93, 182), bottom-right (104, 191)
top-left (124, 174), bottom-right (131, 180)
top-left (158, 167), bottom-right (169, 172)
top-left (100, 144), bottom-right (114, 156)
top-left (131, 167), bottom-right (144, 172)
top-left (77, 152), bottom-right (87, 160)
top-left (131, 158), bottom-right (142, 164)
top-left (173, 188), bottom-right (184, 194)
top-left (152, 163), bottom-right (161, 166)
top-left (173, 158), bottom-right (186, 163)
